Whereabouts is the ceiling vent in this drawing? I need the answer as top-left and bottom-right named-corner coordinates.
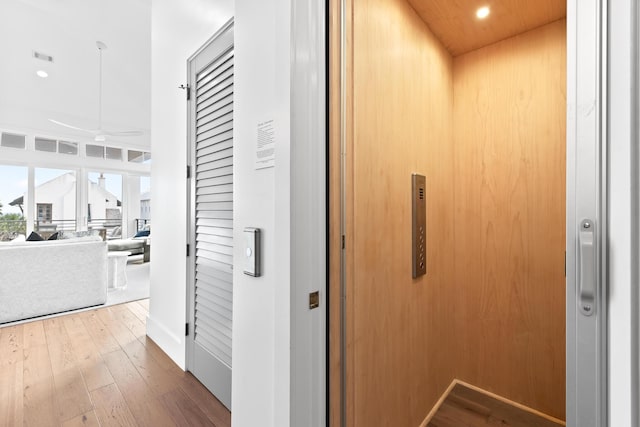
top-left (33, 51), bottom-right (54, 62)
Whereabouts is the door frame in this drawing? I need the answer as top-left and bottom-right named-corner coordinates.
top-left (329, 0), bottom-right (616, 425)
top-left (566, 0), bottom-right (608, 425)
top-left (606, 0), bottom-right (640, 425)
top-left (290, 0), bottom-right (328, 424)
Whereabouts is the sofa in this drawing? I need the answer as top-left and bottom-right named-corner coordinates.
top-left (0, 236), bottom-right (108, 323)
top-left (107, 227), bottom-right (150, 261)
top-left (107, 237), bottom-right (146, 256)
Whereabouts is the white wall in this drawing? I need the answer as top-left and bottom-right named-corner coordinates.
top-left (149, 0), bottom-right (233, 369)
top-left (232, 0), bottom-right (291, 425)
top-left (151, 1), bottom-right (325, 425)
top-left (233, 1), bottom-right (327, 425)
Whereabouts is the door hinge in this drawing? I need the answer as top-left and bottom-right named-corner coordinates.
top-left (179, 84), bottom-right (191, 101)
top-left (342, 235), bottom-right (345, 249)
top-left (185, 323), bottom-right (189, 336)
top-left (187, 165), bottom-right (191, 179)
top-left (564, 251), bottom-right (566, 277)
top-left (187, 244), bottom-right (190, 257)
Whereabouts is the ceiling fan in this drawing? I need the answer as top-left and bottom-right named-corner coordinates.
top-left (49, 41), bottom-right (143, 142)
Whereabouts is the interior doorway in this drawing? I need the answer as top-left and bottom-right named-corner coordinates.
top-left (329, 1), bottom-right (605, 425)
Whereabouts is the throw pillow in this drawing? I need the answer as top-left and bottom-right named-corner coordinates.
top-left (26, 231), bottom-right (44, 241)
top-left (134, 229), bottom-right (150, 238)
top-left (110, 226), bottom-right (122, 238)
top-left (48, 232), bottom-right (59, 240)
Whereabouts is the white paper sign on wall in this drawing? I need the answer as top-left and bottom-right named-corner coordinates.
top-left (255, 119), bottom-right (275, 169)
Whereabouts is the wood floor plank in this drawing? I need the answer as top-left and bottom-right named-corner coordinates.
top-left (138, 335), bottom-right (184, 373)
top-left (0, 325), bottom-right (24, 427)
top-left (127, 398), bottom-right (178, 427)
top-left (430, 402), bottom-right (486, 427)
top-left (96, 307), bottom-right (177, 396)
top-left (122, 338), bottom-right (178, 397)
top-left (103, 349), bottom-right (150, 398)
top-left (103, 349), bottom-right (176, 427)
top-left (23, 320), bottom-right (48, 348)
top-left (96, 306), bottom-right (140, 348)
top-left (125, 301), bottom-right (149, 323)
top-left (62, 314), bottom-right (115, 392)
top-left (43, 318), bottom-right (77, 371)
top-left (52, 369), bottom-right (96, 422)
top-left (23, 344), bottom-right (58, 427)
top-left (180, 372), bottom-right (232, 427)
top-left (109, 304), bottom-right (147, 339)
top-left (79, 310), bottom-right (121, 355)
top-left (61, 410), bottom-right (101, 427)
top-left (91, 383), bottom-right (138, 427)
top-left (136, 299), bottom-right (150, 310)
top-left (43, 318), bottom-right (94, 422)
top-left (159, 387), bottom-right (216, 427)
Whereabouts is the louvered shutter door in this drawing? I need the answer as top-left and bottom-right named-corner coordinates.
top-left (194, 48), bottom-right (234, 368)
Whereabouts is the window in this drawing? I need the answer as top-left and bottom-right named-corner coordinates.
top-left (37, 203), bottom-right (52, 223)
top-left (35, 137), bottom-right (57, 152)
top-left (140, 175), bottom-right (151, 220)
top-left (87, 144), bottom-right (123, 160)
top-left (128, 150), bottom-right (152, 164)
top-left (35, 168), bottom-right (76, 231)
top-left (88, 172), bottom-right (122, 233)
top-left (105, 146), bottom-right (122, 160)
top-left (0, 165), bottom-right (27, 241)
top-left (86, 144), bottom-right (104, 158)
top-left (1, 133), bottom-right (26, 149)
top-left (34, 138), bottom-right (78, 155)
top-left (58, 141), bottom-right (78, 155)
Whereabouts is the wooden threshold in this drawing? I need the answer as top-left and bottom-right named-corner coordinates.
top-left (421, 379), bottom-right (566, 427)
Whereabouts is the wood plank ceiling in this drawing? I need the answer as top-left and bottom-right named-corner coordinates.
top-left (406, 0), bottom-right (566, 56)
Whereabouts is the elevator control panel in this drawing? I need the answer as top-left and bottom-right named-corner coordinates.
top-left (412, 174), bottom-right (426, 278)
top-left (243, 227), bottom-right (261, 277)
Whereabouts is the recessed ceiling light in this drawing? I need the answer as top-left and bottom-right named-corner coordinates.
top-left (36, 70), bottom-right (48, 78)
top-left (476, 6), bottom-right (490, 19)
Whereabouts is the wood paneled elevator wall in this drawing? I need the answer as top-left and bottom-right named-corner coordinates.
top-left (330, 0), bottom-right (567, 424)
top-left (453, 20), bottom-right (566, 419)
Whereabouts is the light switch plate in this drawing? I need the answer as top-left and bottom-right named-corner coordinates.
top-left (243, 227), bottom-right (260, 277)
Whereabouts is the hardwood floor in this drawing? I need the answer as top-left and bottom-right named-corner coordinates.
top-left (427, 382), bottom-right (565, 427)
top-left (0, 300), bottom-right (231, 427)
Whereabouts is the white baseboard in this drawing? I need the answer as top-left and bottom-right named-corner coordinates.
top-left (146, 314), bottom-right (186, 370)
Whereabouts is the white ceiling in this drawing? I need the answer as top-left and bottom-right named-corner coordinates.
top-left (0, 0), bottom-right (151, 149)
